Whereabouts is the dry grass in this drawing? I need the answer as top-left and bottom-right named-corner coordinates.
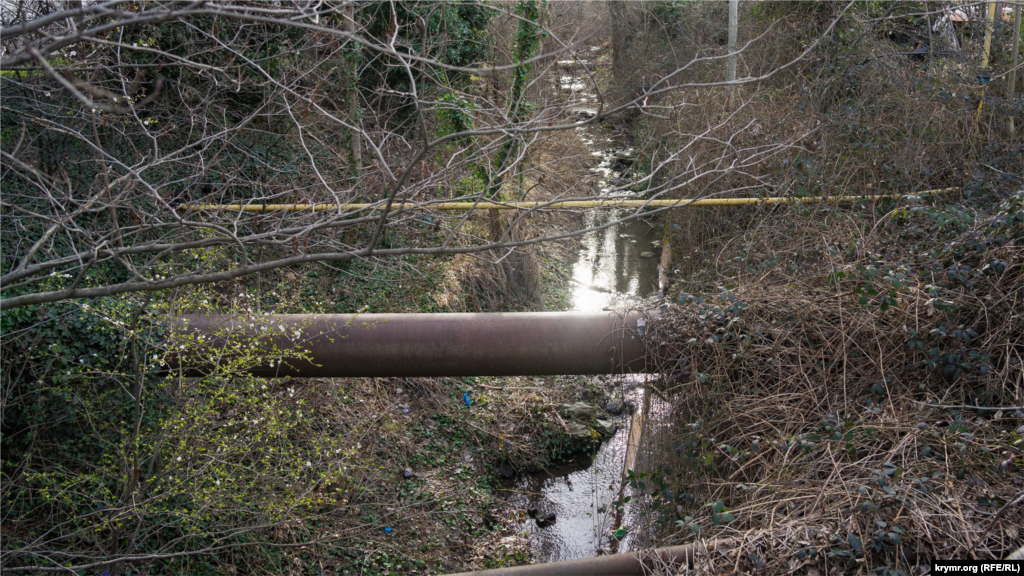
top-left (638, 188), bottom-right (1024, 573)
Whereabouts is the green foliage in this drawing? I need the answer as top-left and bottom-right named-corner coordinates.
top-left (360, 1), bottom-right (493, 122)
top-left (336, 549), bottom-right (425, 576)
top-left (485, 0), bottom-right (544, 199)
top-left (437, 92), bottom-right (476, 139)
top-left (509, 0), bottom-right (542, 115)
top-left (328, 256), bottom-right (449, 313)
top-left (1, 296), bottom-right (156, 462)
top-left (0, 288), bottom-right (365, 573)
top-left (646, 0), bottom-right (693, 32)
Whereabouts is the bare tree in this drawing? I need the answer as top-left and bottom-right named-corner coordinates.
top-left (0, 0), bottom-right (845, 311)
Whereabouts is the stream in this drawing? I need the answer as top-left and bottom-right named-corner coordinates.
top-left (497, 58), bottom-right (665, 562)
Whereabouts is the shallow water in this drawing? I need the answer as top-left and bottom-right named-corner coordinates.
top-left (499, 374), bottom-right (662, 561)
top-left (565, 73), bottom-right (659, 312)
top-left (570, 210), bottom-right (660, 312)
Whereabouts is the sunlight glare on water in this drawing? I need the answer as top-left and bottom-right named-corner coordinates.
top-left (570, 210), bottom-right (658, 312)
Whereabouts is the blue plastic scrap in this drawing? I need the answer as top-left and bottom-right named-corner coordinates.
top-left (463, 392), bottom-right (472, 407)
top-left (384, 527), bottom-right (393, 533)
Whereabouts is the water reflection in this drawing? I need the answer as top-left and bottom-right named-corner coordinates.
top-left (572, 210), bottom-right (659, 312)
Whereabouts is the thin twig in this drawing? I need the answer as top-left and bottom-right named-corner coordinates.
top-left (911, 401), bottom-right (1024, 412)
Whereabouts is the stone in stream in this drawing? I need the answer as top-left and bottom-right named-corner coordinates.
top-left (527, 499), bottom-right (555, 522)
top-left (595, 419), bottom-right (617, 437)
top-left (559, 402), bottom-right (597, 419)
top-left (566, 421), bottom-right (593, 440)
top-left (608, 152), bottom-right (635, 174)
top-left (536, 512), bottom-right (557, 528)
top-left (605, 399), bottom-right (624, 414)
top-left (497, 462), bottom-right (516, 479)
top-left (640, 251), bottom-right (656, 258)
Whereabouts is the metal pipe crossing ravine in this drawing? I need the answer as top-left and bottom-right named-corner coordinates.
top-left (437, 539), bottom-right (738, 576)
top-left (183, 188), bottom-right (957, 213)
top-left (168, 311), bottom-right (655, 378)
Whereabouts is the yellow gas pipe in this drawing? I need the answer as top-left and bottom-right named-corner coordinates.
top-left (184, 187), bottom-right (957, 213)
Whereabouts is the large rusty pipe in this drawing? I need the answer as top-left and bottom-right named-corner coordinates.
top-left (168, 312), bottom-right (654, 378)
top-left (439, 539), bottom-right (736, 576)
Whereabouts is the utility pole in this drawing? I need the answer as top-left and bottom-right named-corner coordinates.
top-left (727, 0), bottom-right (739, 106)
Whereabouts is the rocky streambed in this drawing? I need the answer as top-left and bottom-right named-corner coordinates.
top-left (497, 382), bottom-right (651, 561)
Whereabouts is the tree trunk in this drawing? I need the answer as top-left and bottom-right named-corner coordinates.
top-left (1009, 2), bottom-right (1021, 134)
top-left (609, 1), bottom-right (634, 86)
top-left (726, 0), bottom-right (739, 106)
top-left (344, 3), bottom-right (363, 176)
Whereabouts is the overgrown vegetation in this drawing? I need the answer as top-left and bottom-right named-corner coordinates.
top-left (0, 254), bottom-right (601, 574)
top-left (3, 0), bottom-right (1023, 574)
top-left (642, 189), bottom-right (1022, 573)
top-left (0, 22), bottom-right (599, 570)
top-left (596, 1), bottom-right (1024, 572)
